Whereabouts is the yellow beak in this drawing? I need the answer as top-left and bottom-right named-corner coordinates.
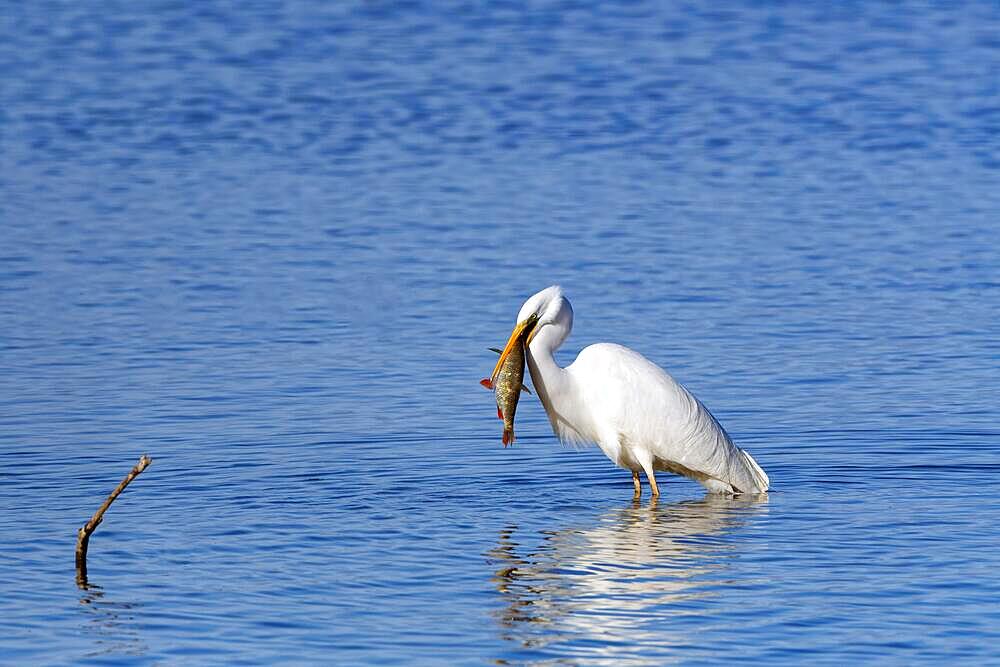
top-left (489, 314), bottom-right (539, 381)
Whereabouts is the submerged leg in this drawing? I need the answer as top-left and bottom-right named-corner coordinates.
top-left (632, 471), bottom-right (641, 497)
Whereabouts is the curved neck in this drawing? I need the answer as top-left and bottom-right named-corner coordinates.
top-left (525, 324), bottom-right (571, 412)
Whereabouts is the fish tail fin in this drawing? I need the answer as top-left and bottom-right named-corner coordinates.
top-left (502, 428), bottom-right (514, 447)
top-left (480, 378), bottom-right (494, 389)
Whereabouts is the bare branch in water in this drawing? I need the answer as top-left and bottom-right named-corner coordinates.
top-left (75, 455), bottom-right (152, 586)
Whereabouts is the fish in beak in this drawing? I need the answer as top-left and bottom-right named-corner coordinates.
top-left (480, 314), bottom-right (538, 446)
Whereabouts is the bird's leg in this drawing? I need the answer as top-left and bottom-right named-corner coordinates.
top-left (643, 467), bottom-right (660, 497)
top-left (632, 471), bottom-right (641, 497)
top-left (635, 454), bottom-right (660, 499)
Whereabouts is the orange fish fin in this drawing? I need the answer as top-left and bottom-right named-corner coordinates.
top-left (480, 378), bottom-right (494, 389)
top-left (496, 407), bottom-right (503, 419)
top-left (503, 429), bottom-right (513, 447)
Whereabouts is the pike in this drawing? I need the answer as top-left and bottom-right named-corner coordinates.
top-left (481, 313), bottom-right (538, 447)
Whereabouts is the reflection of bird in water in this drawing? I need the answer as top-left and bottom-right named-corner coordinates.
top-left (488, 495), bottom-right (768, 661)
top-left (490, 286), bottom-right (769, 497)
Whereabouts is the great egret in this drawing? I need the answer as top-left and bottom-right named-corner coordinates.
top-left (490, 286), bottom-right (769, 497)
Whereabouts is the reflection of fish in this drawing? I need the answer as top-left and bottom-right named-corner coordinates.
top-left (481, 314), bottom-right (538, 447)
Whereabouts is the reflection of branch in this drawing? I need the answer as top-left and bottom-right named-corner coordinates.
top-left (78, 583), bottom-right (149, 657)
top-left (75, 455), bottom-right (152, 586)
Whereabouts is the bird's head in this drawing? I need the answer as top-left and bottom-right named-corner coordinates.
top-left (491, 286), bottom-right (573, 379)
top-left (517, 285), bottom-right (572, 350)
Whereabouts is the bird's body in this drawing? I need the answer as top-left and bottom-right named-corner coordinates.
top-left (495, 286), bottom-right (768, 497)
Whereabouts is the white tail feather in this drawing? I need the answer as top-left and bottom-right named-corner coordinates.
top-left (739, 449), bottom-right (769, 492)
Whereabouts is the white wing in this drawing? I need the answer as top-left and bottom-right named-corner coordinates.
top-left (567, 344), bottom-right (769, 493)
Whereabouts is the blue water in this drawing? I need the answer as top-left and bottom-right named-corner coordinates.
top-left (3, 1), bottom-right (1000, 664)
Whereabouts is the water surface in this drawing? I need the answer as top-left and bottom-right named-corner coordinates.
top-left (2, 1), bottom-right (999, 664)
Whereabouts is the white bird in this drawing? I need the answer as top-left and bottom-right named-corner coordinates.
top-left (490, 286), bottom-right (769, 497)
